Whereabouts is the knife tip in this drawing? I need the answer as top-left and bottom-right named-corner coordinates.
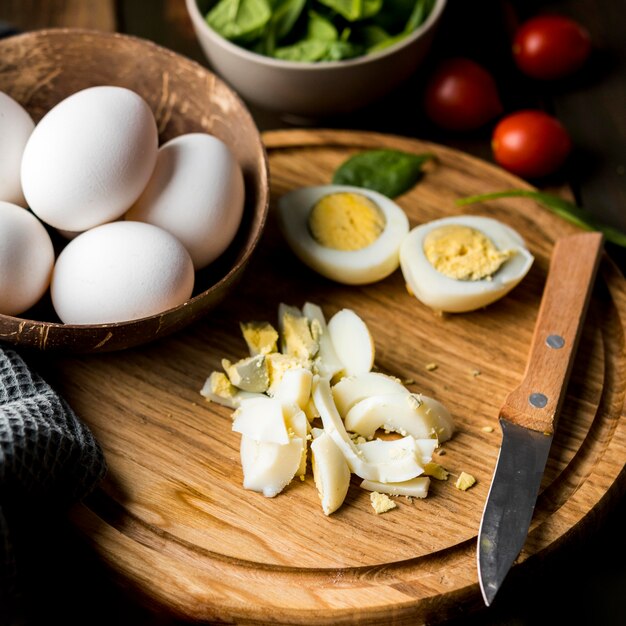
top-left (479, 579), bottom-right (499, 607)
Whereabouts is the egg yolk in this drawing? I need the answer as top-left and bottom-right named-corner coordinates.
top-left (307, 192), bottom-right (386, 251)
top-left (423, 225), bottom-right (514, 280)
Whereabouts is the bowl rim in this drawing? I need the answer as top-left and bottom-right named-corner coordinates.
top-left (0, 27), bottom-right (269, 334)
top-left (185, 0), bottom-right (448, 71)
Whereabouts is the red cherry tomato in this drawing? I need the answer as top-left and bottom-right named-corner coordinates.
top-left (513, 15), bottom-right (591, 80)
top-left (424, 58), bottom-right (503, 131)
top-left (492, 110), bottom-right (572, 178)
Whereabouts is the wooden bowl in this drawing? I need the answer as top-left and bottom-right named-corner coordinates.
top-left (0, 28), bottom-right (269, 353)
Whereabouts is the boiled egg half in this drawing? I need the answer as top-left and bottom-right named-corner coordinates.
top-left (400, 215), bottom-right (534, 313)
top-left (277, 185), bottom-right (409, 285)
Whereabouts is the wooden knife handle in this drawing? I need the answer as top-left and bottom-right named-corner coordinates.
top-left (500, 231), bottom-right (604, 434)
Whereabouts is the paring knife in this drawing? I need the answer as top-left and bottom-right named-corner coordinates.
top-left (477, 230), bottom-right (604, 606)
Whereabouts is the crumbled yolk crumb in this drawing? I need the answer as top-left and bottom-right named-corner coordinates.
top-left (424, 462), bottom-right (449, 480)
top-left (424, 225), bottom-right (514, 281)
top-left (455, 471), bottom-right (477, 491)
top-left (308, 192), bottom-right (385, 251)
top-left (425, 362), bottom-right (438, 371)
top-left (370, 491), bottom-right (396, 514)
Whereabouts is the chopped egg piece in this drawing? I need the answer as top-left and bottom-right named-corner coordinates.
top-left (327, 308), bottom-right (375, 376)
top-left (266, 352), bottom-right (311, 396)
top-left (455, 471), bottom-right (477, 491)
top-left (200, 372), bottom-right (264, 409)
top-left (222, 354), bottom-right (269, 393)
top-left (370, 491), bottom-right (397, 514)
top-left (272, 368), bottom-right (313, 412)
top-left (277, 184), bottom-right (409, 285)
top-left (240, 320), bottom-right (279, 356)
top-left (332, 372), bottom-right (409, 417)
top-left (284, 404), bottom-right (309, 476)
top-left (302, 302), bottom-right (344, 379)
top-left (344, 393), bottom-right (454, 441)
top-left (400, 215), bottom-right (534, 313)
top-left (278, 303), bottom-right (319, 360)
top-left (239, 435), bottom-right (303, 498)
top-left (423, 462), bottom-right (449, 480)
top-left (313, 375), bottom-right (372, 478)
top-left (361, 477), bottom-right (430, 498)
top-left (232, 396), bottom-right (289, 444)
top-left (355, 436), bottom-right (425, 483)
top-left (311, 430), bottom-right (351, 515)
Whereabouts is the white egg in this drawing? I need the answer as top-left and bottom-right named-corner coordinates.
top-left (0, 201), bottom-right (55, 316)
top-left (125, 133), bottom-right (245, 270)
top-left (50, 221), bottom-right (194, 324)
top-left (0, 92), bottom-right (35, 207)
top-left (400, 215), bottom-right (534, 313)
top-left (21, 86), bottom-right (158, 231)
top-left (277, 184), bottom-right (409, 285)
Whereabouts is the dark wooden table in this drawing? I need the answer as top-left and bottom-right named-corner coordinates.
top-left (1, 1), bottom-right (625, 624)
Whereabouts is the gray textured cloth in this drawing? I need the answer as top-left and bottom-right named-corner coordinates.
top-left (0, 344), bottom-right (107, 624)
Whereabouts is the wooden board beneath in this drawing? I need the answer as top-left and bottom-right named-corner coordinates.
top-left (35, 130), bottom-right (626, 624)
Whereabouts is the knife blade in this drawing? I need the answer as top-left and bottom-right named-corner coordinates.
top-left (477, 230), bottom-right (604, 606)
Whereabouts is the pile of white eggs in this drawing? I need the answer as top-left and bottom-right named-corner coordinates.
top-left (0, 86), bottom-right (245, 324)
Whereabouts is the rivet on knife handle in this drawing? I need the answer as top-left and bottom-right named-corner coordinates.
top-left (499, 231), bottom-right (604, 435)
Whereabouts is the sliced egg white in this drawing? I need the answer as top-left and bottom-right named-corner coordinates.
top-left (332, 372), bottom-right (409, 417)
top-left (239, 435), bottom-right (303, 498)
top-left (277, 184), bottom-right (409, 285)
top-left (302, 302), bottom-right (344, 379)
top-left (360, 477), bottom-right (430, 498)
top-left (400, 215), bottom-right (534, 313)
top-left (272, 367), bottom-right (313, 412)
top-left (311, 430), bottom-right (351, 516)
top-left (327, 308), bottom-right (375, 377)
top-left (355, 436), bottom-right (424, 483)
top-left (284, 404), bottom-right (309, 476)
top-left (343, 393), bottom-right (455, 443)
top-left (232, 396), bottom-right (289, 444)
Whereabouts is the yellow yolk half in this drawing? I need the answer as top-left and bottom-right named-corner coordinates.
top-left (423, 224), bottom-right (515, 281)
top-left (308, 192), bottom-right (386, 251)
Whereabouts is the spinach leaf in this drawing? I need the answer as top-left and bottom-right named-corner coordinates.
top-left (206, 0), bottom-right (272, 42)
top-left (456, 190), bottom-right (626, 247)
top-left (317, 0), bottom-right (359, 21)
top-left (368, 32), bottom-right (407, 53)
top-left (405, 0), bottom-right (435, 33)
top-left (333, 150), bottom-right (435, 198)
top-left (307, 10), bottom-right (338, 41)
top-left (274, 38), bottom-right (330, 61)
top-left (270, 0), bottom-right (306, 40)
top-left (362, 0), bottom-right (384, 19)
top-left (372, 0), bottom-right (416, 33)
top-left (353, 24), bottom-right (391, 47)
top-left (321, 40), bottom-right (364, 60)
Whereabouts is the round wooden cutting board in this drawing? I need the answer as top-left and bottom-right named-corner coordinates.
top-left (36, 130), bottom-right (626, 624)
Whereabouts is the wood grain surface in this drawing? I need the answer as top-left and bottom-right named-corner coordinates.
top-left (31, 129), bottom-right (626, 625)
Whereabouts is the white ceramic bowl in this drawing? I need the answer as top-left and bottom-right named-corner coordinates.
top-left (185, 0), bottom-right (448, 118)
